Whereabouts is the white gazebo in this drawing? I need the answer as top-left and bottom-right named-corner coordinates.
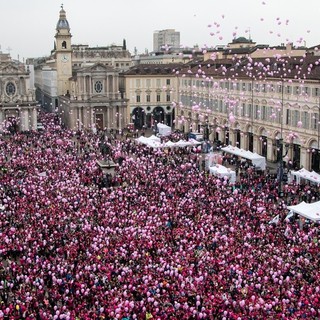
top-left (209, 164), bottom-right (236, 183)
top-left (287, 201), bottom-right (320, 222)
top-left (221, 145), bottom-right (266, 170)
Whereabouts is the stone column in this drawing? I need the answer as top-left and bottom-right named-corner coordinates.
top-left (91, 107), bottom-right (96, 133)
top-left (253, 135), bottom-right (259, 153)
top-left (300, 147), bottom-right (308, 170)
top-left (32, 108), bottom-right (37, 130)
top-left (0, 110), bottom-right (4, 132)
top-left (267, 138), bottom-right (273, 162)
top-left (107, 107), bottom-right (111, 130)
top-left (20, 110), bottom-right (28, 131)
top-left (119, 106), bottom-right (122, 131)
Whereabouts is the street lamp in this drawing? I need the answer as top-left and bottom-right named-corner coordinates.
top-left (277, 79), bottom-right (284, 196)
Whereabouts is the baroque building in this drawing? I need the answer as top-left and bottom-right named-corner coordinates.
top-left (34, 5), bottom-right (129, 131)
top-left (174, 52), bottom-right (320, 172)
top-left (0, 52), bottom-right (38, 132)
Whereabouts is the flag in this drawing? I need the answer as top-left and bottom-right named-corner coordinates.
top-left (285, 211), bottom-right (294, 221)
top-left (269, 214), bottom-right (279, 225)
top-left (284, 225), bottom-right (290, 237)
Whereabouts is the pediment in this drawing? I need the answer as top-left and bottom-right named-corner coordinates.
top-left (0, 63), bottom-right (21, 74)
top-left (83, 63), bottom-right (116, 73)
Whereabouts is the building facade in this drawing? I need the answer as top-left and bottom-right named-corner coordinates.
top-left (153, 29), bottom-right (180, 53)
top-left (71, 43), bottom-right (132, 72)
top-left (59, 62), bottom-right (127, 131)
top-left (0, 52), bottom-right (38, 132)
top-left (34, 5), bottom-right (129, 131)
top-left (124, 64), bottom-right (182, 129)
top-left (175, 54), bottom-right (320, 172)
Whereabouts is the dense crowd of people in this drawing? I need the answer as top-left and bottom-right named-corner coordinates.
top-left (0, 113), bottom-right (319, 319)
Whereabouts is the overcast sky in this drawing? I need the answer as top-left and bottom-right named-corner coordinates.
top-left (1, 0), bottom-right (320, 61)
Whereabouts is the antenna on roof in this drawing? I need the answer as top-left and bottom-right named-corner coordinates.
top-left (61, 3), bottom-right (63, 9)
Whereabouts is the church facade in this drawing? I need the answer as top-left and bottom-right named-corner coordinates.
top-left (34, 6), bottom-right (129, 132)
top-left (0, 52), bottom-right (38, 133)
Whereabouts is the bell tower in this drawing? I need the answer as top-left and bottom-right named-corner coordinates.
top-left (55, 4), bottom-right (72, 96)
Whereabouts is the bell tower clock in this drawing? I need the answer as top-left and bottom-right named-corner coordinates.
top-left (55, 4), bottom-right (72, 96)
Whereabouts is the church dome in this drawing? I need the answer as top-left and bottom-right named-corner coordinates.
top-left (232, 37), bottom-right (252, 44)
top-left (56, 6), bottom-right (70, 30)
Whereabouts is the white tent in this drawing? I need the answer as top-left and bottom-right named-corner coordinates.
top-left (209, 164), bottom-right (236, 183)
top-left (221, 145), bottom-right (266, 170)
top-left (287, 201), bottom-right (320, 222)
top-left (163, 141), bottom-right (176, 148)
top-left (148, 135), bottom-right (161, 142)
top-left (176, 139), bottom-right (191, 148)
top-left (289, 168), bottom-right (320, 184)
top-left (135, 136), bottom-right (162, 148)
top-left (157, 123), bottom-right (172, 136)
top-left (135, 136), bottom-right (201, 149)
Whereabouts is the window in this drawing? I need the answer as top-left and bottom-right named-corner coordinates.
top-left (302, 111), bottom-right (309, 129)
top-left (166, 79), bottom-right (171, 85)
top-left (261, 105), bottom-right (267, 120)
top-left (136, 95), bottom-right (140, 103)
top-left (157, 94), bottom-right (161, 102)
top-left (311, 113), bottom-right (319, 130)
top-left (313, 87), bottom-right (319, 97)
top-left (277, 85), bottom-right (282, 93)
top-left (286, 86), bottom-right (292, 94)
top-left (146, 79), bottom-right (151, 88)
top-left (136, 79), bottom-right (141, 88)
top-left (242, 83), bottom-right (246, 91)
top-left (286, 109), bottom-right (291, 125)
top-left (295, 86), bottom-right (300, 95)
top-left (6, 82), bottom-right (16, 96)
top-left (94, 81), bottom-right (103, 93)
top-left (247, 104), bottom-right (252, 117)
top-left (156, 79), bottom-right (161, 87)
top-left (292, 110), bottom-right (300, 126)
top-left (213, 99), bottom-right (218, 112)
top-left (223, 102), bottom-right (227, 114)
top-left (248, 82), bottom-right (252, 92)
top-left (255, 105), bottom-right (260, 119)
top-left (166, 94), bottom-right (170, 102)
top-left (241, 103), bottom-right (246, 117)
top-left (146, 94), bottom-right (151, 102)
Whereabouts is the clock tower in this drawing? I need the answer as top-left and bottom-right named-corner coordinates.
top-left (55, 5), bottom-right (72, 96)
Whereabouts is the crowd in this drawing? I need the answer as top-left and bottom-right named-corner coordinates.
top-left (0, 113), bottom-right (319, 319)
